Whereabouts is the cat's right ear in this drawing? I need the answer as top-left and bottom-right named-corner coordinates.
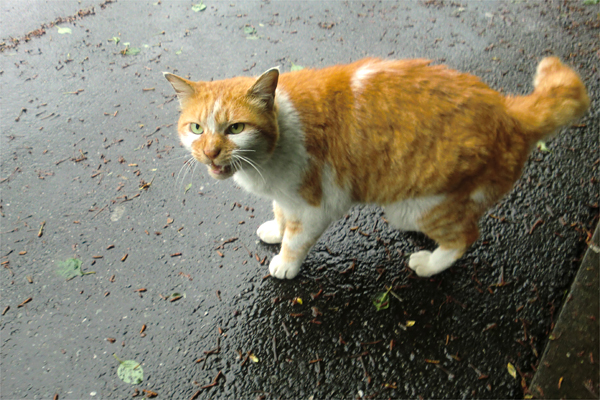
top-left (163, 72), bottom-right (195, 105)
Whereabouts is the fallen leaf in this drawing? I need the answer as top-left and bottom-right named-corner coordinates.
top-left (372, 291), bottom-right (390, 311)
top-left (56, 258), bottom-right (95, 280)
top-left (249, 353), bottom-right (259, 363)
top-left (113, 354), bottom-right (143, 385)
top-left (124, 47), bottom-right (141, 56)
top-left (143, 389), bottom-right (158, 398)
top-left (192, 2), bottom-right (207, 12)
top-left (406, 320), bottom-right (416, 327)
top-left (507, 362), bottom-right (517, 379)
top-left (537, 141), bottom-right (551, 153)
top-left (57, 27), bottom-right (72, 35)
top-left (290, 62), bottom-right (304, 72)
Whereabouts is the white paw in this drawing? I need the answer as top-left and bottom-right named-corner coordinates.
top-left (409, 248), bottom-right (460, 277)
top-left (408, 250), bottom-right (435, 277)
top-left (257, 220), bottom-right (283, 244)
top-left (269, 254), bottom-right (301, 279)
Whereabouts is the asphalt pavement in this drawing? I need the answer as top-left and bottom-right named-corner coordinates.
top-left (1, 1), bottom-right (598, 399)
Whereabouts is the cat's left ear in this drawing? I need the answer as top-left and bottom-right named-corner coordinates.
top-left (248, 68), bottom-right (279, 109)
top-left (163, 72), bottom-right (195, 105)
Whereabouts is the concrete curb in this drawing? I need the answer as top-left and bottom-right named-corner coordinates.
top-left (530, 223), bottom-right (599, 399)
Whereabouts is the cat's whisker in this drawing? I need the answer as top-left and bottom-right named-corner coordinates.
top-left (160, 149), bottom-right (191, 166)
top-left (176, 157), bottom-right (194, 189)
top-left (190, 158), bottom-right (200, 183)
top-left (168, 152), bottom-right (193, 161)
top-left (230, 155), bottom-right (242, 174)
top-left (239, 155), bottom-right (264, 173)
top-left (174, 160), bottom-right (187, 187)
top-left (175, 157), bottom-right (192, 184)
top-left (229, 154), bottom-right (240, 170)
top-left (234, 154), bottom-right (266, 184)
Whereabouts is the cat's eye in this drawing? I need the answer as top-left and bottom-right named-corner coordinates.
top-left (228, 123), bottom-right (245, 134)
top-left (190, 123), bottom-right (204, 135)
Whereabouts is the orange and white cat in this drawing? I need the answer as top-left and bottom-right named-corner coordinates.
top-left (165, 57), bottom-right (589, 279)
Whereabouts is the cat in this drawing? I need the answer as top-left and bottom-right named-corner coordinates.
top-left (164, 56), bottom-right (589, 279)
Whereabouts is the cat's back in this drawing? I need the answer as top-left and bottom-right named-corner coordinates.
top-left (278, 57), bottom-right (497, 103)
top-left (276, 58), bottom-right (512, 203)
top-left (277, 57), bottom-right (506, 144)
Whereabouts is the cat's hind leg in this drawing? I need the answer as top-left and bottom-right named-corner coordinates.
top-left (407, 199), bottom-right (481, 277)
top-left (257, 201), bottom-right (286, 244)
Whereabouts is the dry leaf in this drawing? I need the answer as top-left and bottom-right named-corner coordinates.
top-left (507, 362), bottom-right (517, 379)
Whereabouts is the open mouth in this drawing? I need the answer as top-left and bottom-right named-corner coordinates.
top-left (209, 162), bottom-right (232, 176)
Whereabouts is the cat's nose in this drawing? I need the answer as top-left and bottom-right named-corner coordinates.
top-left (204, 147), bottom-right (221, 160)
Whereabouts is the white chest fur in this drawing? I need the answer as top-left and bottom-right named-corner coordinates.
top-left (233, 90), bottom-right (309, 208)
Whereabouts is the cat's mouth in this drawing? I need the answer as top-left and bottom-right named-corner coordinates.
top-left (208, 162), bottom-right (233, 179)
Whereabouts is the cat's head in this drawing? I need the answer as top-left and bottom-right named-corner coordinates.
top-left (164, 68), bottom-right (280, 180)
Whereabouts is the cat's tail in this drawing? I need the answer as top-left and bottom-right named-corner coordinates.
top-left (505, 57), bottom-right (590, 144)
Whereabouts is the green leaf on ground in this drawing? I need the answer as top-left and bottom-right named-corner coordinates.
top-left (176, 47), bottom-right (183, 55)
top-left (583, 0), bottom-right (599, 5)
top-left (372, 290), bottom-right (390, 311)
top-left (56, 258), bottom-right (95, 280)
top-left (244, 25), bottom-right (259, 40)
top-left (192, 2), bottom-right (207, 12)
top-left (109, 36), bottom-right (120, 45)
top-left (57, 26), bottom-right (72, 35)
top-left (124, 47), bottom-right (141, 56)
top-left (184, 183), bottom-right (192, 193)
top-left (290, 62), bottom-right (304, 72)
top-left (536, 140), bottom-right (551, 153)
top-left (113, 354), bottom-right (144, 384)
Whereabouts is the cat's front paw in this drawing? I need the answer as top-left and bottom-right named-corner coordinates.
top-left (408, 250), bottom-right (435, 277)
top-left (257, 220), bottom-right (283, 244)
top-left (269, 255), bottom-right (301, 279)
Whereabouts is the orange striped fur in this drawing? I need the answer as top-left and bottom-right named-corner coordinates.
top-left (165, 57), bottom-right (589, 279)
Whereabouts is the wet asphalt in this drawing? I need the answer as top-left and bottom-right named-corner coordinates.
top-left (1, 1), bottom-right (598, 399)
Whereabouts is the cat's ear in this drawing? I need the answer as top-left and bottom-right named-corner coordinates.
top-left (163, 72), bottom-right (195, 104)
top-left (248, 68), bottom-right (279, 109)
